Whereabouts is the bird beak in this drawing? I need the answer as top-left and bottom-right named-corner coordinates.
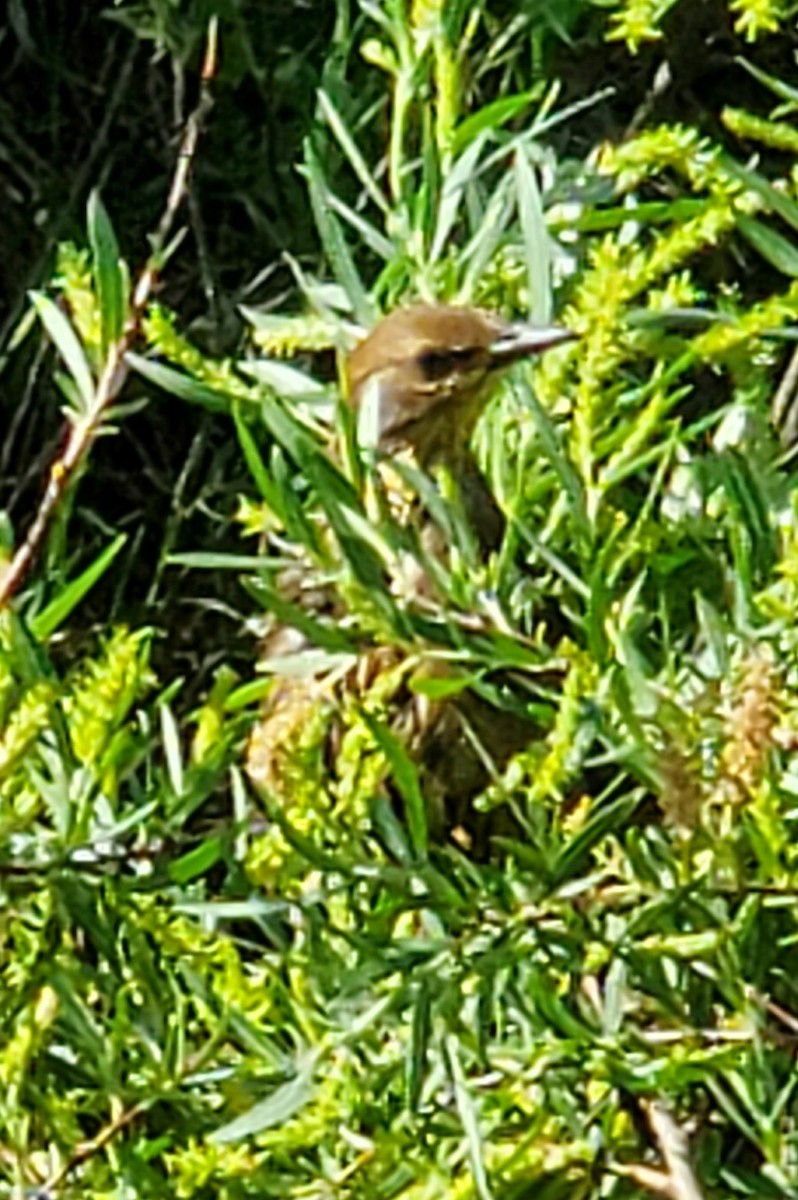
top-left (488, 323), bottom-right (577, 365)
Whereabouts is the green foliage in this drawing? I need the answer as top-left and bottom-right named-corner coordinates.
top-left (7, 1), bottom-right (798, 1198)
top-left (0, 616), bottom-right (153, 820)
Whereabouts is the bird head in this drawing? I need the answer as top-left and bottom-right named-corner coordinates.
top-left (347, 303), bottom-right (575, 465)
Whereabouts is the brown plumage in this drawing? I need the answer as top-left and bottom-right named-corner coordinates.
top-left (347, 303), bottom-right (574, 466)
top-left (247, 303), bottom-right (574, 854)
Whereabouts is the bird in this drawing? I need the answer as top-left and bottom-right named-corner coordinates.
top-left (347, 302), bottom-right (575, 467)
top-left (246, 302), bottom-right (575, 853)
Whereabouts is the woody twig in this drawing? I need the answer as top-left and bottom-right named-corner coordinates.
top-left (616, 1098), bottom-right (704, 1200)
top-left (0, 18), bottom-right (218, 609)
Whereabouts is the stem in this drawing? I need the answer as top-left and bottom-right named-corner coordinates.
top-left (0, 18), bottom-right (219, 609)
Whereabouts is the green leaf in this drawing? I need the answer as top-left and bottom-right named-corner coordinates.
top-left (695, 593), bottom-right (729, 678)
top-left (514, 380), bottom-right (588, 544)
top-left (239, 358), bottom-right (331, 400)
top-left (160, 704), bottom-right (184, 798)
top-left (360, 710), bottom-right (428, 862)
top-left (30, 291), bottom-right (94, 411)
top-left (737, 214), bottom-right (798, 277)
top-left (316, 88), bottom-right (390, 214)
top-left (210, 1061), bottom-right (317, 1143)
top-left (127, 353), bottom-right (233, 412)
top-left (167, 552), bottom-right (275, 570)
top-left (248, 579), bottom-right (356, 654)
top-left (323, 190), bottom-right (396, 260)
top-left (232, 402), bottom-right (282, 507)
top-left (231, 414), bottom-right (327, 561)
top-left (454, 89), bottom-right (540, 153)
top-left (735, 55), bottom-right (798, 110)
top-left (255, 393), bottom-right (398, 610)
top-left (87, 189), bottom-right (126, 352)
top-left (514, 145), bottom-right (551, 322)
top-left (302, 138), bottom-right (374, 326)
top-left (406, 981), bottom-right (431, 1112)
top-left (258, 391), bottom-right (326, 466)
top-left (722, 155), bottom-right (798, 235)
top-left (527, 967), bottom-right (596, 1040)
top-left (169, 837), bottom-right (223, 883)
top-left (446, 1035), bottom-right (492, 1200)
top-left (550, 197), bottom-right (708, 235)
top-left (459, 174), bottom-right (514, 301)
top-left (430, 132), bottom-right (488, 263)
top-left (371, 793), bottom-right (414, 865)
top-left (551, 792), bottom-right (643, 884)
top-left (31, 534), bottom-right (127, 640)
top-left (409, 671), bottom-right (473, 699)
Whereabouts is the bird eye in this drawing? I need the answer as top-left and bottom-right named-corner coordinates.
top-left (417, 346), bottom-right (477, 380)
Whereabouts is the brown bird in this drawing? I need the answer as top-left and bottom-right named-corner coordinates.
top-left (347, 302), bottom-right (575, 467)
top-left (248, 304), bottom-right (575, 851)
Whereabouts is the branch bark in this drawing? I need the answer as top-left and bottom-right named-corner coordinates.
top-left (0, 18), bottom-right (218, 609)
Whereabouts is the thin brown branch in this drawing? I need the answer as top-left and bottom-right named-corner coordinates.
top-left (644, 1100), bottom-right (704, 1200)
top-left (44, 1100), bottom-right (150, 1193)
top-left (43, 1043), bottom-right (217, 1192)
top-left (616, 1099), bottom-right (704, 1200)
top-left (0, 17), bottom-right (219, 609)
top-left (0, 37), bottom-right (137, 350)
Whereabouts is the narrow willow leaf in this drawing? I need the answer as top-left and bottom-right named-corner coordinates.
top-left (445, 1036), bottom-right (492, 1200)
top-left (232, 402), bottom-right (282, 508)
top-left (459, 174), bottom-right (514, 301)
top-left (31, 534), bottom-right (127, 640)
top-left (317, 88), bottom-right (390, 213)
top-left (550, 197), bottom-right (707, 235)
top-left (6, 304), bottom-right (37, 353)
top-left (717, 451), bottom-right (777, 583)
top-left (239, 359), bottom-right (330, 400)
top-left (258, 390), bottom-right (326, 465)
top-left (50, 966), bottom-right (113, 1061)
top-left (430, 132), bottom-right (487, 263)
top-left (514, 145), bottom-right (551, 322)
top-left (87, 189), bottom-right (126, 352)
top-left (210, 1062), bottom-right (316, 1143)
top-left (722, 155), bottom-right (798, 234)
top-left (527, 967), bottom-right (596, 1040)
top-left (160, 704), bottom-right (184, 797)
top-left (515, 380), bottom-right (588, 543)
top-left (406, 980), bottom-right (431, 1111)
top-left (371, 793), bottom-right (414, 866)
top-left (127, 353), bottom-right (232, 412)
top-left (361, 710), bottom-right (428, 861)
top-left (325, 191), bottom-right (395, 260)
top-left (551, 792), bottom-right (642, 884)
top-left (167, 552), bottom-right (274, 570)
top-left (247, 579), bottom-right (356, 654)
top-left (304, 469), bottom-right (401, 626)
top-left (169, 836), bottom-right (223, 884)
top-left (175, 898), bottom-right (291, 920)
top-left (454, 89), bottom-right (540, 153)
top-left (302, 138), bottom-right (374, 326)
top-left (30, 291), bottom-right (94, 410)
top-left (735, 54), bottom-right (798, 108)
top-left (409, 670), bottom-right (473, 699)
top-left (256, 393), bottom-right (396, 606)
top-left (695, 593), bottom-right (729, 679)
top-left (54, 371), bottom-right (86, 411)
top-left (737, 214), bottom-right (798, 277)
top-left (626, 306), bottom-right (730, 332)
